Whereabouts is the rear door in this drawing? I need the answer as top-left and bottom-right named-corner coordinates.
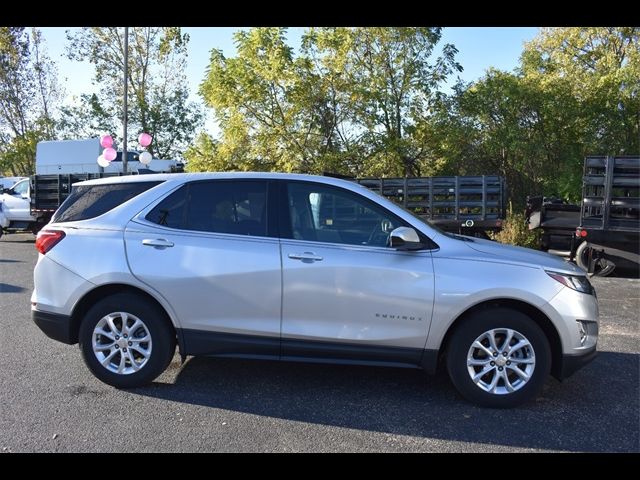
top-left (124, 179), bottom-right (282, 356)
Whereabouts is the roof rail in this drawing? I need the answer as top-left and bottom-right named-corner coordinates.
top-left (322, 171), bottom-right (355, 180)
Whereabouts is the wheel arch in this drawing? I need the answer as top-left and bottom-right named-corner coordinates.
top-left (69, 283), bottom-right (184, 356)
top-left (438, 298), bottom-right (564, 380)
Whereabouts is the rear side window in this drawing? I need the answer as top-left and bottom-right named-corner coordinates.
top-left (53, 181), bottom-right (162, 223)
top-left (146, 180), bottom-right (268, 237)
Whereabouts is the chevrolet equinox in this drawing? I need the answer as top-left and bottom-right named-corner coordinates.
top-left (32, 173), bottom-right (598, 408)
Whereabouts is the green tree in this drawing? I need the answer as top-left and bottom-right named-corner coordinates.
top-left (197, 28), bottom-right (323, 173)
top-left (62, 27), bottom-right (202, 159)
top-left (308, 27), bottom-right (461, 176)
top-left (192, 27), bottom-right (460, 176)
top-left (522, 27), bottom-right (639, 155)
top-left (424, 70), bottom-right (585, 205)
top-left (425, 27), bottom-right (639, 207)
top-left (0, 27), bottom-right (61, 175)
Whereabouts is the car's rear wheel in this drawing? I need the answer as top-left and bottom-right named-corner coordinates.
top-left (446, 307), bottom-right (551, 408)
top-left (79, 293), bottom-right (176, 388)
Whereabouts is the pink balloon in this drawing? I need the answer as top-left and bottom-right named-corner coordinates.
top-left (100, 134), bottom-right (113, 148)
top-left (103, 147), bottom-right (117, 161)
top-left (138, 132), bottom-right (152, 148)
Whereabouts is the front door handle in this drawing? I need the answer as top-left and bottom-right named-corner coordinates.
top-left (288, 252), bottom-right (323, 262)
top-left (142, 238), bottom-right (174, 248)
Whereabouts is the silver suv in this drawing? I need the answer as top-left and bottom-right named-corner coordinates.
top-left (32, 173), bottom-right (598, 408)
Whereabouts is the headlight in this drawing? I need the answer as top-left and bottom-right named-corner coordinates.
top-left (546, 271), bottom-right (594, 295)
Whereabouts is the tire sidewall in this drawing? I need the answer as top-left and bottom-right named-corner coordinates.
top-left (79, 292), bottom-right (175, 388)
top-left (576, 241), bottom-right (616, 276)
top-left (447, 308), bottom-right (551, 408)
top-left (575, 241), bottom-right (590, 271)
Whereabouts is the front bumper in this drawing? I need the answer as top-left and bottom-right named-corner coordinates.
top-left (32, 309), bottom-right (75, 344)
top-left (555, 345), bottom-right (597, 380)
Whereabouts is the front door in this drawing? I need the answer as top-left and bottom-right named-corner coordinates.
top-left (279, 181), bottom-right (435, 365)
top-left (2, 179), bottom-right (34, 221)
top-left (125, 180), bottom-right (282, 357)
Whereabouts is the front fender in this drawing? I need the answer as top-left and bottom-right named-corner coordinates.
top-left (425, 258), bottom-right (563, 350)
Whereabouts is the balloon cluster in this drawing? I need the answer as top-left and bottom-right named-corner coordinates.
top-left (138, 133), bottom-right (153, 165)
top-left (97, 135), bottom-right (116, 167)
top-left (96, 133), bottom-right (153, 167)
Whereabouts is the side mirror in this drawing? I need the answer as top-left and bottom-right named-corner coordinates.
top-left (389, 227), bottom-right (424, 251)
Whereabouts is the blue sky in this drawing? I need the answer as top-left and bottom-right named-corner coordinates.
top-left (38, 27), bottom-right (540, 134)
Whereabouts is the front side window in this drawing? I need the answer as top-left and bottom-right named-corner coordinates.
top-left (12, 180), bottom-right (28, 196)
top-left (286, 182), bottom-right (401, 247)
top-left (146, 180), bottom-right (268, 237)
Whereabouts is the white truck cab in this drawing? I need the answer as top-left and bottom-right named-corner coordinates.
top-left (0, 178), bottom-right (38, 236)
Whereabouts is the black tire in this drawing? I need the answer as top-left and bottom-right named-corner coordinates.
top-left (575, 241), bottom-right (615, 277)
top-left (78, 292), bottom-right (176, 388)
top-left (446, 307), bottom-right (551, 408)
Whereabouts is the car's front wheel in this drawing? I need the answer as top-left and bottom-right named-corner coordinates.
top-left (446, 307), bottom-right (551, 408)
top-left (79, 293), bottom-right (176, 388)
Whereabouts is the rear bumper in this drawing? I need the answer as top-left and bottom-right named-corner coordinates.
top-left (555, 346), bottom-right (597, 380)
top-left (32, 309), bottom-right (75, 344)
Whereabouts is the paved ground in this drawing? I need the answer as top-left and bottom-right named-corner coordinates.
top-left (1, 233), bottom-right (638, 452)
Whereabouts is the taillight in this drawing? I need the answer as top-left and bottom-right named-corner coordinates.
top-left (35, 230), bottom-right (65, 254)
top-left (576, 228), bottom-right (588, 238)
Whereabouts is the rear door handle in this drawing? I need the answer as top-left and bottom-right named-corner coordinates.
top-left (142, 238), bottom-right (174, 248)
top-left (288, 252), bottom-right (323, 262)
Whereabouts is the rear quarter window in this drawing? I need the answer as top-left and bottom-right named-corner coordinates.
top-left (52, 181), bottom-right (162, 223)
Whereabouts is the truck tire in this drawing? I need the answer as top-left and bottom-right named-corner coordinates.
top-left (575, 241), bottom-right (616, 277)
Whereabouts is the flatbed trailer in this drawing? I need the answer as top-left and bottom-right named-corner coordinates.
top-left (356, 175), bottom-right (506, 237)
top-left (572, 155), bottom-right (639, 275)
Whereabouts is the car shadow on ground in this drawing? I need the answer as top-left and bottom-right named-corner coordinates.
top-left (132, 350), bottom-right (639, 452)
top-left (0, 283), bottom-right (26, 293)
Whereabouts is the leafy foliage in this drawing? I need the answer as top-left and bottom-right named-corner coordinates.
top-left (191, 27), bottom-right (461, 176)
top-left (190, 27), bottom-right (638, 214)
top-left (0, 28), bottom-right (61, 175)
top-left (492, 203), bottom-right (541, 249)
top-left (422, 27), bottom-right (639, 208)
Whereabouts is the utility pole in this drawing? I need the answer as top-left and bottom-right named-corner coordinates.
top-left (122, 26), bottom-right (129, 174)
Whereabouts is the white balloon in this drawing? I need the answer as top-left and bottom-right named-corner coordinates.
top-left (97, 155), bottom-right (110, 167)
top-left (139, 151), bottom-right (152, 165)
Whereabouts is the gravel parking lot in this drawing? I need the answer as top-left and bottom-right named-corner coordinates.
top-left (1, 233), bottom-right (638, 452)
